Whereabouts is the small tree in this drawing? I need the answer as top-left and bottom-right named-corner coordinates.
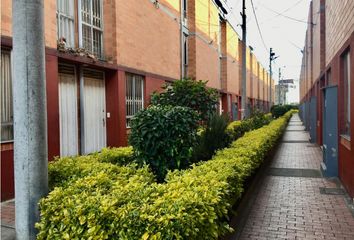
top-left (151, 79), bottom-right (219, 122)
top-left (129, 105), bottom-right (199, 181)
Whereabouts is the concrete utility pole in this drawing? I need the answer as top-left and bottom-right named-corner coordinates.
top-left (13, 0), bottom-right (48, 239)
top-left (278, 67), bottom-right (281, 105)
top-left (241, 0), bottom-right (247, 119)
top-left (269, 48), bottom-right (277, 111)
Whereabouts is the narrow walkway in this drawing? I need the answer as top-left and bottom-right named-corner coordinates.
top-left (239, 114), bottom-right (354, 240)
top-left (1, 200), bottom-right (15, 240)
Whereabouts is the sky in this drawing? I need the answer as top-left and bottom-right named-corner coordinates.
top-left (224, 0), bottom-right (311, 103)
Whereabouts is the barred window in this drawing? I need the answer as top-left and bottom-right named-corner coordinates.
top-left (126, 74), bottom-right (144, 128)
top-left (57, 0), bottom-right (75, 47)
top-left (1, 51), bottom-right (13, 142)
top-left (80, 0), bottom-right (103, 58)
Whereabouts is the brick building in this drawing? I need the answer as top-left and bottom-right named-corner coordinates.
top-left (299, 0), bottom-right (354, 196)
top-left (0, 0), bottom-right (274, 201)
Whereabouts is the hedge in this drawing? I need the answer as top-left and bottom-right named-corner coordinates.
top-left (37, 111), bottom-right (294, 240)
top-left (226, 112), bottom-right (273, 141)
top-left (48, 146), bottom-right (134, 189)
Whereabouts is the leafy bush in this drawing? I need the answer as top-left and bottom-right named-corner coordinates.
top-left (271, 104), bottom-right (298, 118)
top-left (193, 113), bottom-right (231, 162)
top-left (129, 105), bottom-right (199, 181)
top-left (151, 79), bottom-right (219, 122)
top-left (226, 112), bottom-right (273, 141)
top-left (48, 146), bottom-right (134, 189)
top-left (96, 146), bottom-right (134, 165)
top-left (36, 167), bottom-right (155, 240)
top-left (37, 111), bottom-right (294, 240)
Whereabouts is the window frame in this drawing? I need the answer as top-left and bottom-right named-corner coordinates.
top-left (1, 50), bottom-right (14, 143)
top-left (341, 50), bottom-right (351, 138)
top-left (56, 0), bottom-right (75, 48)
top-left (182, 33), bottom-right (188, 78)
top-left (78, 0), bottom-right (104, 59)
top-left (125, 73), bottom-right (145, 128)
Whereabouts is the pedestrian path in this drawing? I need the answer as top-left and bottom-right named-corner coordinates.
top-left (1, 200), bottom-right (15, 240)
top-left (239, 113), bottom-right (354, 240)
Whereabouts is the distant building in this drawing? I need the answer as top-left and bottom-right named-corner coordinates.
top-left (275, 79), bottom-right (295, 105)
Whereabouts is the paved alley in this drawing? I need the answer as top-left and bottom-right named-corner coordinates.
top-left (238, 114), bottom-right (354, 240)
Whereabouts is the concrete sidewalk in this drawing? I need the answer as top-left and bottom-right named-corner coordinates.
top-left (238, 113), bottom-right (354, 239)
top-left (1, 200), bottom-right (15, 240)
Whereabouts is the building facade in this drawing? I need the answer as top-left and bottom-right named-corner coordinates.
top-left (299, 0), bottom-right (354, 196)
top-left (0, 0), bottom-right (274, 201)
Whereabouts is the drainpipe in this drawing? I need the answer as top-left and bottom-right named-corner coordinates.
top-left (12, 0), bottom-right (48, 239)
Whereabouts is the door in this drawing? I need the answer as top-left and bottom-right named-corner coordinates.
top-left (82, 69), bottom-right (106, 154)
top-left (58, 65), bottom-right (79, 156)
top-left (322, 86), bottom-right (338, 177)
top-left (232, 102), bottom-right (238, 121)
top-left (310, 96), bottom-right (317, 143)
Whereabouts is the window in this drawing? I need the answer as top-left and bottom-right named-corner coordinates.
top-left (182, 0), bottom-right (187, 19)
top-left (126, 74), bottom-right (144, 128)
top-left (182, 33), bottom-right (188, 78)
top-left (57, 0), bottom-right (75, 47)
top-left (1, 51), bottom-right (13, 142)
top-left (342, 51), bottom-right (351, 137)
top-left (80, 0), bottom-right (103, 58)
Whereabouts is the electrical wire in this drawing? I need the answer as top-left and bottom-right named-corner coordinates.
top-left (260, 0), bottom-right (305, 24)
top-left (259, 3), bottom-right (314, 25)
top-left (250, 0), bottom-right (268, 52)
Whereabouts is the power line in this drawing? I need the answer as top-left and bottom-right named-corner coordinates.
top-left (259, 3), bottom-right (314, 25)
top-left (261, 0), bottom-right (305, 24)
top-left (250, 0), bottom-right (268, 52)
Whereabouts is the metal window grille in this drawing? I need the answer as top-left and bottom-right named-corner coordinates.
top-left (57, 0), bottom-right (75, 47)
top-left (343, 51), bottom-right (351, 137)
top-left (183, 33), bottom-right (188, 78)
top-left (1, 51), bottom-right (13, 142)
top-left (80, 0), bottom-right (103, 58)
top-left (126, 74), bottom-right (144, 128)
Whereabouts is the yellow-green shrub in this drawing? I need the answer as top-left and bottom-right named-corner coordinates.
top-left (96, 146), bottom-right (134, 165)
top-left (48, 146), bottom-right (134, 189)
top-left (37, 111), bottom-right (293, 239)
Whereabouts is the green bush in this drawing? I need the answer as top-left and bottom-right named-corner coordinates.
top-left (226, 112), bottom-right (273, 141)
top-left (96, 146), bottom-right (134, 165)
top-left (129, 105), bottom-right (199, 181)
top-left (271, 104), bottom-right (298, 118)
top-left (48, 146), bottom-right (134, 189)
top-left (37, 111), bottom-right (294, 240)
top-left (193, 113), bottom-right (231, 162)
top-left (36, 167), bottom-right (155, 240)
top-left (151, 79), bottom-right (219, 122)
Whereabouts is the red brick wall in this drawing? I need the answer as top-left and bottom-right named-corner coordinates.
top-left (116, 0), bottom-right (181, 80)
top-left (326, 0), bottom-right (354, 66)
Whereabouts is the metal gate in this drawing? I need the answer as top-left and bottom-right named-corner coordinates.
top-left (310, 96), bottom-right (317, 143)
top-left (321, 86), bottom-right (338, 177)
top-left (59, 65), bottom-right (79, 156)
top-left (81, 68), bottom-right (106, 154)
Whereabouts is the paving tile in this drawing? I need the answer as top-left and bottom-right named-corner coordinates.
top-left (239, 114), bottom-right (354, 240)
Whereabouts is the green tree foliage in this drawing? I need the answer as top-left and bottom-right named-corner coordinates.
top-left (129, 105), bottom-right (199, 181)
top-left (193, 113), bottom-right (231, 162)
top-left (151, 79), bottom-right (220, 122)
top-left (271, 104), bottom-right (299, 118)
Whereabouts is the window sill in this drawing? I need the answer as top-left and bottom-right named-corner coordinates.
top-left (340, 135), bottom-right (351, 151)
